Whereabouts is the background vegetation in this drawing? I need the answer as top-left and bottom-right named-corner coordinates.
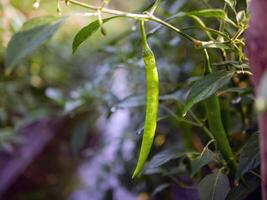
top-left (0, 0), bottom-right (260, 199)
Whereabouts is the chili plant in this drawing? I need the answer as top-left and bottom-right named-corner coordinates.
top-left (4, 0), bottom-right (261, 199)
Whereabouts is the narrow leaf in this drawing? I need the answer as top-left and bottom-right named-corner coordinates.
top-left (145, 148), bottom-right (185, 170)
top-left (226, 171), bottom-right (260, 200)
top-left (72, 17), bottom-right (118, 53)
top-left (172, 9), bottom-right (236, 27)
top-left (190, 148), bottom-right (215, 177)
top-left (186, 9), bottom-right (226, 19)
top-left (238, 134), bottom-right (260, 177)
top-left (198, 172), bottom-right (230, 200)
top-left (172, 9), bottom-right (226, 19)
top-left (183, 71), bottom-right (233, 115)
top-left (5, 16), bottom-right (66, 70)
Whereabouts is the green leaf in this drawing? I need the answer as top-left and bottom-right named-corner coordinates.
top-left (171, 9), bottom-right (236, 28)
top-left (190, 147), bottom-right (215, 177)
top-left (185, 9), bottom-right (236, 27)
top-left (5, 16), bottom-right (66, 70)
top-left (186, 9), bottom-right (226, 19)
top-left (145, 148), bottom-right (185, 170)
top-left (198, 172), bottom-right (230, 200)
top-left (183, 71), bottom-right (233, 115)
top-left (222, 87), bottom-right (252, 95)
top-left (72, 17), bottom-right (118, 53)
top-left (238, 134), bottom-right (260, 177)
top-left (173, 9), bottom-right (226, 19)
top-left (226, 171), bottom-right (261, 200)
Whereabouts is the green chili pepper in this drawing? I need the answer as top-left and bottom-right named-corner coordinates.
top-left (132, 20), bottom-right (159, 178)
top-left (220, 97), bottom-right (231, 139)
top-left (203, 49), bottom-right (237, 172)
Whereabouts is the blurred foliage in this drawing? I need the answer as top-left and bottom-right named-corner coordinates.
top-left (0, 0), bottom-right (261, 200)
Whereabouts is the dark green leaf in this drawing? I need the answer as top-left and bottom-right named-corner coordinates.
top-left (226, 171), bottom-right (261, 200)
top-left (238, 134), bottom-right (260, 177)
top-left (72, 17), bottom-right (118, 53)
top-left (145, 148), bottom-right (185, 169)
top-left (198, 172), bottom-right (230, 200)
top-left (5, 16), bottom-right (66, 70)
top-left (190, 148), bottom-right (215, 177)
top-left (183, 71), bottom-right (234, 115)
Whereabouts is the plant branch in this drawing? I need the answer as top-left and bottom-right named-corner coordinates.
top-left (149, 14), bottom-right (202, 45)
top-left (149, 0), bottom-right (162, 14)
top-left (68, 0), bottom-right (149, 19)
top-left (67, 0), bottom-right (202, 45)
top-left (188, 111), bottom-right (215, 140)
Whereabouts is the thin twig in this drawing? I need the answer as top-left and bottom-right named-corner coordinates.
top-left (67, 0), bottom-right (201, 45)
top-left (188, 111), bottom-right (215, 140)
top-left (68, 0), bottom-right (149, 19)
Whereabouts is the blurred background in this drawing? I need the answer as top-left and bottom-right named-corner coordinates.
top-left (0, 0), bottom-right (254, 200)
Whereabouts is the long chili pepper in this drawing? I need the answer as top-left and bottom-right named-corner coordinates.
top-left (132, 20), bottom-right (159, 178)
top-left (203, 49), bottom-right (237, 172)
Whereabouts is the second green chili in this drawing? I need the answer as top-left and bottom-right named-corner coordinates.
top-left (203, 49), bottom-right (237, 173)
